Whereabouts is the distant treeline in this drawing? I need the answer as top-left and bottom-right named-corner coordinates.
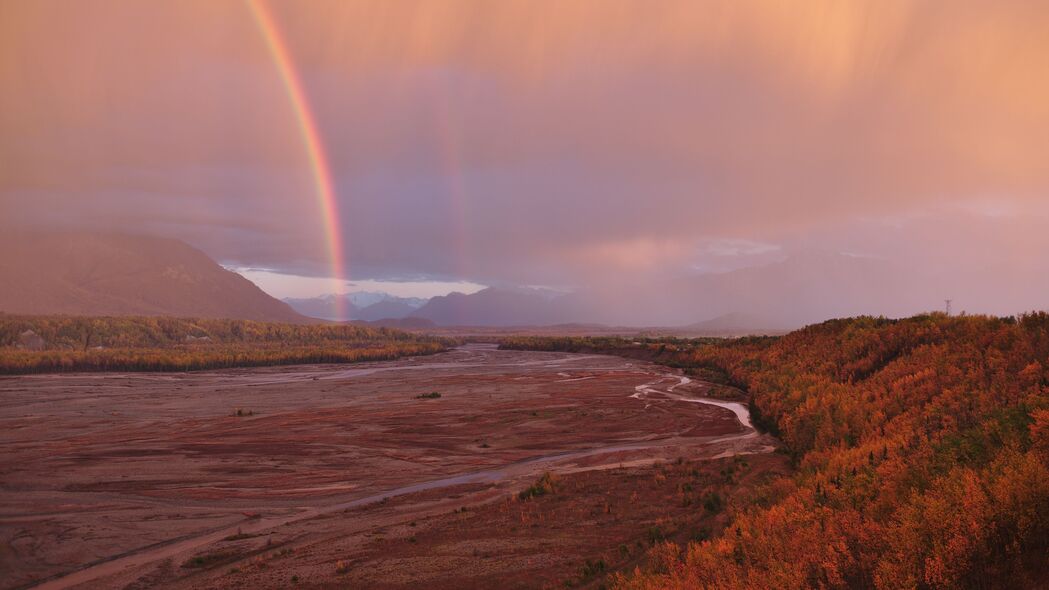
top-left (0, 315), bottom-right (454, 374)
top-left (499, 334), bottom-right (760, 390)
top-left (504, 313), bottom-right (1049, 589)
top-left (499, 335), bottom-right (724, 353)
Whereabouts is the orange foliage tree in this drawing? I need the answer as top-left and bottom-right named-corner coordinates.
top-left (0, 315), bottom-right (453, 373)
top-left (505, 314), bottom-right (1049, 588)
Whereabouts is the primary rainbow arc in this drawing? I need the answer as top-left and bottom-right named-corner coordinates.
top-left (248, 0), bottom-right (348, 319)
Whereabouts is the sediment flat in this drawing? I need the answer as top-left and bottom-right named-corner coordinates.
top-left (0, 344), bottom-right (781, 589)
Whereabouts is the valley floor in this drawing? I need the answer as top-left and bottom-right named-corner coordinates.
top-left (0, 345), bottom-right (783, 589)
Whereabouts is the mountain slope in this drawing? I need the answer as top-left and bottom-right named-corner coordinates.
top-left (284, 293), bottom-right (425, 321)
top-left (356, 299), bottom-right (418, 321)
top-left (0, 232), bottom-right (307, 322)
top-left (410, 287), bottom-right (570, 326)
top-left (282, 295), bottom-right (361, 322)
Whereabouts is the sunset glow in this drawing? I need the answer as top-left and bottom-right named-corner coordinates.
top-left (3, 0), bottom-right (1049, 322)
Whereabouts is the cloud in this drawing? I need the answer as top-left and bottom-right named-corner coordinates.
top-left (3, 1), bottom-right (1049, 317)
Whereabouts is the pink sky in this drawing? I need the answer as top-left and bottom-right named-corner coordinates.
top-left (3, 1), bottom-right (1048, 316)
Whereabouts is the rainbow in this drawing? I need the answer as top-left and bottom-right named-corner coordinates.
top-left (432, 91), bottom-right (473, 280)
top-left (247, 0), bottom-right (348, 319)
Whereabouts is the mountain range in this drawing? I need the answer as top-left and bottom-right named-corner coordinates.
top-left (392, 253), bottom-right (937, 330)
top-left (288, 251), bottom-right (929, 330)
top-left (0, 232), bottom-right (963, 331)
top-left (406, 287), bottom-right (571, 326)
top-left (282, 292), bottom-right (426, 322)
top-left (0, 232), bottom-right (306, 322)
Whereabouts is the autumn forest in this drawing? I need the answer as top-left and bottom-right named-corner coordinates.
top-left (505, 313), bottom-right (1049, 588)
top-left (0, 315), bottom-right (450, 373)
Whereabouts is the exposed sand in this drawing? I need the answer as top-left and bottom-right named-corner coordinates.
top-left (0, 344), bottom-right (779, 589)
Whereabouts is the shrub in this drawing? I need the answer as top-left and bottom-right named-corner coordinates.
top-left (703, 492), bottom-right (723, 513)
top-left (519, 472), bottom-right (560, 500)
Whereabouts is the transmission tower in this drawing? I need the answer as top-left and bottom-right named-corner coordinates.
top-left (945, 299), bottom-right (952, 316)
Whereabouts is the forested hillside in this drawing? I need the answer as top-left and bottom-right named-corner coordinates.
top-left (0, 315), bottom-right (450, 373)
top-left (505, 314), bottom-right (1049, 589)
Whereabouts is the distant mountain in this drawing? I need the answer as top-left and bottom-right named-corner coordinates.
top-left (0, 232), bottom-right (307, 322)
top-left (284, 292), bottom-right (426, 321)
top-left (356, 299), bottom-right (418, 321)
top-left (295, 253), bottom-right (945, 328)
top-left (680, 312), bottom-right (792, 336)
top-left (282, 295), bottom-right (360, 322)
top-left (409, 287), bottom-right (571, 326)
top-left (353, 317), bottom-right (437, 330)
top-left (345, 291), bottom-right (426, 309)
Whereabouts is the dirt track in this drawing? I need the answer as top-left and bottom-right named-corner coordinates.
top-left (0, 344), bottom-right (780, 589)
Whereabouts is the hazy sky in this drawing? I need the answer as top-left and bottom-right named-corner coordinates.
top-left (3, 1), bottom-right (1049, 307)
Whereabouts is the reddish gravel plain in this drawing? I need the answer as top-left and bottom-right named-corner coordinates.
top-left (0, 345), bottom-right (782, 589)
